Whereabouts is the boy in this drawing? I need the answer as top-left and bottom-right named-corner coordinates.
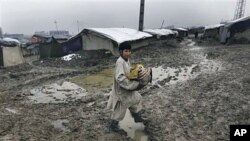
top-left (107, 42), bottom-right (145, 131)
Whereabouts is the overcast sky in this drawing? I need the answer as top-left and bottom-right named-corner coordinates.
top-left (1, 0), bottom-right (249, 35)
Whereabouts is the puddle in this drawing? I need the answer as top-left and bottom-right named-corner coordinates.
top-left (51, 119), bottom-right (70, 132)
top-left (152, 56), bottom-right (222, 86)
top-left (119, 109), bottom-right (148, 141)
top-left (187, 40), bottom-right (196, 47)
top-left (28, 81), bottom-right (87, 103)
top-left (152, 64), bottom-right (197, 86)
top-left (71, 68), bottom-right (113, 91)
top-left (199, 54), bottom-right (222, 73)
top-left (184, 39), bottom-right (203, 50)
top-left (5, 108), bottom-right (18, 114)
top-left (187, 47), bottom-right (203, 50)
top-left (180, 39), bottom-right (195, 46)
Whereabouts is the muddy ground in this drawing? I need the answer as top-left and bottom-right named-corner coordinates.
top-left (0, 38), bottom-right (249, 141)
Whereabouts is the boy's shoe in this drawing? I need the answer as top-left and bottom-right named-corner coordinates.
top-left (131, 110), bottom-right (146, 123)
top-left (109, 120), bottom-right (119, 132)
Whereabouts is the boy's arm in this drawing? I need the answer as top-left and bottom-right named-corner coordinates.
top-left (115, 62), bottom-right (139, 91)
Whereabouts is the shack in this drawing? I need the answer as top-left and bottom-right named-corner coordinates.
top-left (0, 39), bottom-right (24, 67)
top-left (203, 24), bottom-right (224, 41)
top-left (81, 28), bottom-right (152, 56)
top-left (220, 16), bottom-right (250, 44)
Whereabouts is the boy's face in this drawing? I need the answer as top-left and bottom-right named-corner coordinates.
top-left (121, 49), bottom-right (131, 60)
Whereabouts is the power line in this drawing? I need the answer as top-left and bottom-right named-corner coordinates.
top-left (160, 20), bottom-right (165, 29)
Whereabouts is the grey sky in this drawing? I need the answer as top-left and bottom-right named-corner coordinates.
top-left (1, 0), bottom-right (249, 35)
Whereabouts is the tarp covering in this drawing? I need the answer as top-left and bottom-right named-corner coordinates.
top-left (39, 37), bottom-right (64, 58)
top-left (3, 38), bottom-right (20, 44)
top-left (205, 24), bottom-right (224, 30)
top-left (230, 17), bottom-right (250, 34)
top-left (220, 16), bottom-right (250, 43)
top-left (61, 35), bottom-right (82, 54)
top-left (172, 28), bottom-right (188, 38)
top-left (0, 38), bottom-right (19, 47)
top-left (84, 28), bottom-right (152, 44)
top-left (225, 16), bottom-right (250, 28)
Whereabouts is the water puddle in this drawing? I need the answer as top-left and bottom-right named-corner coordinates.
top-left (187, 47), bottom-right (203, 50)
top-left (50, 119), bottom-right (70, 132)
top-left (180, 39), bottom-right (195, 46)
top-left (187, 40), bottom-right (196, 47)
top-left (152, 64), bottom-right (197, 86)
top-left (71, 68), bottom-right (113, 91)
top-left (119, 109), bottom-right (148, 141)
top-left (199, 54), bottom-right (222, 73)
top-left (183, 39), bottom-right (204, 50)
top-left (5, 108), bottom-right (18, 114)
top-left (28, 81), bottom-right (87, 103)
top-left (152, 56), bottom-right (222, 86)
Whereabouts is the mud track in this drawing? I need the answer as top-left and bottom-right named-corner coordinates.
top-left (0, 39), bottom-right (249, 141)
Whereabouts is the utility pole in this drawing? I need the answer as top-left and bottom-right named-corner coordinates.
top-left (77, 20), bottom-right (79, 33)
top-left (234, 0), bottom-right (246, 20)
top-left (160, 20), bottom-right (165, 29)
top-left (138, 0), bottom-right (145, 31)
top-left (54, 20), bottom-right (59, 33)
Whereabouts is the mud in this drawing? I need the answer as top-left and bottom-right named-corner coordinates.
top-left (0, 38), bottom-right (249, 141)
